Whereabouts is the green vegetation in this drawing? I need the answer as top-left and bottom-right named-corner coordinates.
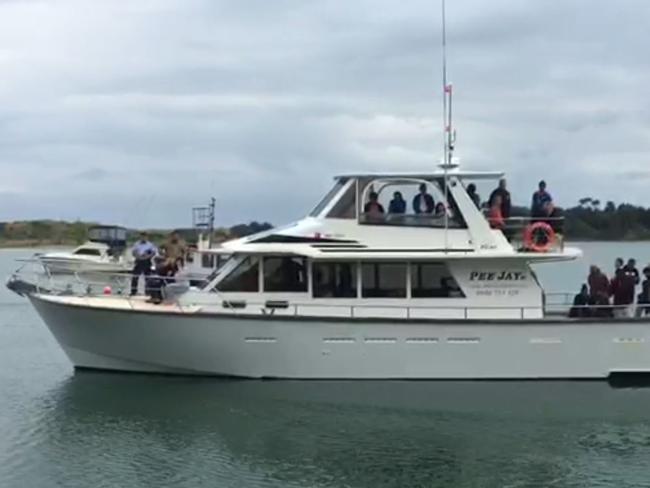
top-left (0, 220), bottom-right (273, 248)
top-left (512, 199), bottom-right (650, 240)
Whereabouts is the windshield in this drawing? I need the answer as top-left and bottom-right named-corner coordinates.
top-left (309, 178), bottom-right (348, 217)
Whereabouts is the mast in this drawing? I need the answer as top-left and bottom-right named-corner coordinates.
top-left (208, 197), bottom-right (216, 248)
top-left (441, 0), bottom-right (457, 250)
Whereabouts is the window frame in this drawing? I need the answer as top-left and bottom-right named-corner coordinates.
top-left (409, 261), bottom-right (465, 299)
top-left (361, 262), bottom-right (408, 299)
top-left (357, 177), bottom-right (468, 229)
top-left (212, 256), bottom-right (261, 293)
top-left (312, 261), bottom-right (359, 298)
top-left (262, 256), bottom-right (309, 293)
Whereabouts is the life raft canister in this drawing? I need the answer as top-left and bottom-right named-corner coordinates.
top-left (523, 221), bottom-right (556, 252)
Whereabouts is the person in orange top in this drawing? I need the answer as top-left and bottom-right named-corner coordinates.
top-left (488, 194), bottom-right (505, 230)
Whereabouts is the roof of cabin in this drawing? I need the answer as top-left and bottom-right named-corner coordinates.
top-left (333, 170), bottom-right (505, 180)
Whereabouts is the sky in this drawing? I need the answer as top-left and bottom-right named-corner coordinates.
top-left (1, 0), bottom-right (649, 228)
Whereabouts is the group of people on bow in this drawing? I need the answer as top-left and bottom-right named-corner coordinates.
top-left (130, 231), bottom-right (188, 303)
top-left (570, 258), bottom-right (650, 318)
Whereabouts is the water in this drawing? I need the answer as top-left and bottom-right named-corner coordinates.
top-left (2, 243), bottom-right (650, 488)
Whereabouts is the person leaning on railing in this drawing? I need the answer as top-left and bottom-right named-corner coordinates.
top-left (569, 284), bottom-right (593, 318)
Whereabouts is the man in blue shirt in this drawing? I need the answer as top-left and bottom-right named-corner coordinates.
top-left (531, 180), bottom-right (552, 218)
top-left (130, 232), bottom-right (157, 296)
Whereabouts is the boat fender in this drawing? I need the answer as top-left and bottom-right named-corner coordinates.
top-left (523, 222), bottom-right (555, 252)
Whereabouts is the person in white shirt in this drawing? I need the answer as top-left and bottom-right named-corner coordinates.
top-left (130, 232), bottom-right (157, 296)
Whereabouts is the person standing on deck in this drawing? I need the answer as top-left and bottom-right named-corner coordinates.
top-left (488, 178), bottom-right (511, 219)
top-left (531, 180), bottom-right (552, 219)
top-left (467, 183), bottom-right (481, 209)
top-left (637, 266), bottom-right (650, 317)
top-left (624, 258), bottom-right (640, 286)
top-left (488, 195), bottom-right (505, 230)
top-left (160, 231), bottom-right (187, 276)
top-left (130, 232), bottom-right (157, 296)
top-left (412, 183), bottom-right (435, 214)
top-left (611, 257), bottom-right (635, 317)
top-left (587, 265), bottom-right (611, 316)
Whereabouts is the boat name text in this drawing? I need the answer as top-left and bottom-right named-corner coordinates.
top-left (469, 271), bottom-right (526, 281)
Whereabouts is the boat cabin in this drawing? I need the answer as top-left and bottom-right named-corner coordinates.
top-left (184, 171), bottom-right (579, 320)
top-left (87, 225), bottom-right (128, 256)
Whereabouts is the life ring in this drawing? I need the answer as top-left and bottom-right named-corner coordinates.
top-left (523, 222), bottom-right (555, 252)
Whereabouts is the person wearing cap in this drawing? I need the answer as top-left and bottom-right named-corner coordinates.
top-left (531, 180), bottom-right (552, 219)
top-left (130, 231), bottom-right (157, 296)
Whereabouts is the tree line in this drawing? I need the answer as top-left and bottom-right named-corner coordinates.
top-left (512, 198), bottom-right (650, 240)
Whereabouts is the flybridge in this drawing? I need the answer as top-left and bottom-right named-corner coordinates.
top-left (333, 171), bottom-right (505, 181)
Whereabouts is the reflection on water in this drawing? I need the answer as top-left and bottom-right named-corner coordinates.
top-left (3, 373), bottom-right (650, 488)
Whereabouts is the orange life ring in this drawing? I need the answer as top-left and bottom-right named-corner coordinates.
top-left (523, 222), bottom-right (555, 252)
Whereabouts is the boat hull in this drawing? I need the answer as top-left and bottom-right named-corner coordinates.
top-left (29, 294), bottom-right (650, 379)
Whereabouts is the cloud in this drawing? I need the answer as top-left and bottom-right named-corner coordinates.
top-left (0, 0), bottom-right (649, 228)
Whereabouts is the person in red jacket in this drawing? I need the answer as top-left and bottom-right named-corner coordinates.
top-left (488, 195), bottom-right (505, 230)
top-left (610, 257), bottom-right (636, 317)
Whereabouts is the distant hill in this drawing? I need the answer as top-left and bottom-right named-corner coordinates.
top-left (0, 220), bottom-right (274, 248)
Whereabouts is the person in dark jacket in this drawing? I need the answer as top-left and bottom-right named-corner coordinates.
top-left (624, 258), bottom-right (640, 286)
top-left (611, 257), bottom-right (636, 317)
top-left (637, 266), bottom-right (650, 317)
top-left (531, 180), bottom-right (552, 218)
top-left (569, 284), bottom-right (593, 318)
top-left (467, 183), bottom-right (481, 208)
top-left (388, 191), bottom-right (406, 214)
top-left (488, 178), bottom-right (511, 219)
top-left (412, 183), bottom-right (435, 214)
top-left (588, 265), bottom-right (609, 299)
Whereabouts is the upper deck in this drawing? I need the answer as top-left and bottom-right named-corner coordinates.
top-left (219, 169), bottom-right (578, 263)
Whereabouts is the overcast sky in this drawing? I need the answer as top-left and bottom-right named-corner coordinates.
top-left (1, 0), bottom-right (649, 228)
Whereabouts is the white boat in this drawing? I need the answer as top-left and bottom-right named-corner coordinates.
top-left (11, 11), bottom-right (650, 379)
top-left (10, 165), bottom-right (650, 380)
top-left (37, 225), bottom-right (131, 275)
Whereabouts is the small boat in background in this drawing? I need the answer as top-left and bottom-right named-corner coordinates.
top-left (37, 225), bottom-right (131, 275)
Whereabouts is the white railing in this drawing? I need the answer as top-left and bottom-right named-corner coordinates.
top-left (8, 260), bottom-right (649, 320)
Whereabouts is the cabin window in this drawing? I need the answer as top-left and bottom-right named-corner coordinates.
top-left (361, 263), bottom-right (407, 298)
top-left (217, 257), bottom-right (260, 292)
top-left (312, 262), bottom-right (358, 298)
top-left (358, 179), bottom-right (466, 229)
top-left (73, 248), bottom-right (102, 256)
top-left (263, 257), bottom-right (307, 292)
top-left (410, 263), bottom-right (465, 298)
top-left (201, 253), bottom-right (215, 269)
